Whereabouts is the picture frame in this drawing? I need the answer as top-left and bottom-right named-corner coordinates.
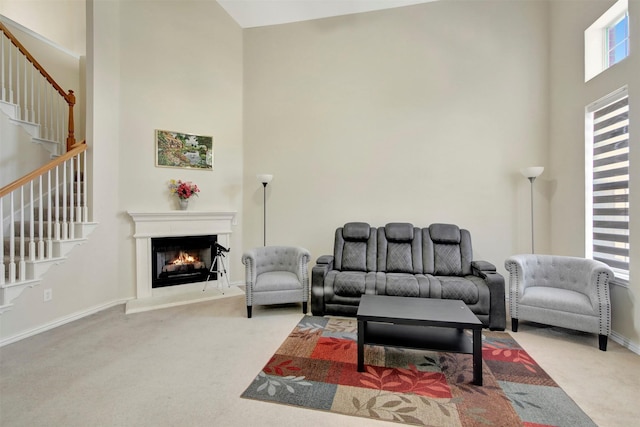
top-left (155, 129), bottom-right (214, 170)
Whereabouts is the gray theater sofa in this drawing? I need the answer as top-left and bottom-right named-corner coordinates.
top-left (311, 222), bottom-right (506, 330)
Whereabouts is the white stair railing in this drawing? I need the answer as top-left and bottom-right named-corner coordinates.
top-left (0, 21), bottom-right (76, 151)
top-left (1, 143), bottom-right (88, 285)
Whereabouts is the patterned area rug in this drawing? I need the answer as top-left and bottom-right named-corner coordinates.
top-left (241, 316), bottom-right (597, 427)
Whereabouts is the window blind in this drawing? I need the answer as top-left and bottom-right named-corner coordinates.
top-left (591, 94), bottom-right (629, 279)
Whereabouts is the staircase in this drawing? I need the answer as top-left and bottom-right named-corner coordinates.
top-left (0, 21), bottom-right (95, 313)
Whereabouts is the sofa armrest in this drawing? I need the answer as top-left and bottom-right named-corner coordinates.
top-left (316, 255), bottom-right (334, 266)
top-left (311, 255), bottom-right (334, 316)
top-left (473, 260), bottom-right (506, 331)
top-left (471, 260), bottom-right (496, 276)
top-left (471, 261), bottom-right (497, 279)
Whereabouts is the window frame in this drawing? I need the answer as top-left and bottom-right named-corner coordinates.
top-left (605, 11), bottom-right (629, 68)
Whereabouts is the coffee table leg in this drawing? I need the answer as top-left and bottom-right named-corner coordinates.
top-left (473, 328), bottom-right (482, 386)
top-left (357, 319), bottom-right (365, 372)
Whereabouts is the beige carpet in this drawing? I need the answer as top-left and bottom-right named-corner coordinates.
top-left (1, 294), bottom-right (639, 427)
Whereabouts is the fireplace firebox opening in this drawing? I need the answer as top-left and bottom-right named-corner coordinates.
top-left (151, 235), bottom-right (217, 288)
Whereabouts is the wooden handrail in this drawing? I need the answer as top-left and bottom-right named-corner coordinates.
top-left (0, 140), bottom-right (86, 198)
top-left (0, 21), bottom-right (76, 149)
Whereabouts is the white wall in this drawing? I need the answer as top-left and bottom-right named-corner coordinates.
top-left (549, 0), bottom-right (640, 347)
top-left (115, 0), bottom-right (244, 297)
top-left (0, 0), bottom-right (86, 55)
top-left (243, 1), bottom-right (551, 280)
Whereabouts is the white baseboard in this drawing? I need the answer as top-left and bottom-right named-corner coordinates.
top-left (0, 298), bottom-right (130, 347)
top-left (610, 330), bottom-right (640, 355)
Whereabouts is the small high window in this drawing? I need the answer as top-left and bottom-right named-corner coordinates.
top-left (606, 12), bottom-right (629, 67)
top-left (585, 0), bottom-right (629, 81)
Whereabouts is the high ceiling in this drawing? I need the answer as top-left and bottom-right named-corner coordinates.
top-left (216, 0), bottom-right (436, 28)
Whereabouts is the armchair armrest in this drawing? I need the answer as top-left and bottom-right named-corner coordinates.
top-left (311, 255), bottom-right (334, 316)
top-left (241, 249), bottom-right (259, 287)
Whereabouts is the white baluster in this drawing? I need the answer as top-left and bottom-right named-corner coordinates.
top-left (28, 182), bottom-right (35, 261)
top-left (9, 193), bottom-right (16, 283)
top-left (61, 161), bottom-right (68, 239)
top-left (36, 73), bottom-right (41, 126)
top-left (9, 42), bottom-right (13, 104)
top-left (69, 158), bottom-right (75, 239)
top-left (82, 150), bottom-right (88, 222)
top-left (30, 62), bottom-right (34, 122)
top-left (23, 55), bottom-right (28, 121)
top-left (76, 153), bottom-right (83, 223)
top-left (46, 170), bottom-right (53, 259)
top-left (15, 48), bottom-right (20, 119)
top-left (50, 86), bottom-right (54, 141)
top-left (43, 83), bottom-right (48, 139)
top-left (1, 36), bottom-right (5, 101)
top-left (54, 165), bottom-right (60, 240)
top-left (38, 175), bottom-right (45, 260)
top-left (19, 187), bottom-right (25, 281)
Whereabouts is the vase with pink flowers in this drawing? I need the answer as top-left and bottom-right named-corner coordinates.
top-left (168, 179), bottom-right (200, 210)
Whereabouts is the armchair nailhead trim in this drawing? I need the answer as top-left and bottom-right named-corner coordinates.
top-left (596, 271), bottom-right (611, 336)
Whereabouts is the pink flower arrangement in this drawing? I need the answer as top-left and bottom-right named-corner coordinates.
top-left (169, 179), bottom-right (200, 200)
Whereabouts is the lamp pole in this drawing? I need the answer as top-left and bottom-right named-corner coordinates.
top-left (262, 181), bottom-right (268, 246)
top-left (528, 176), bottom-right (536, 254)
top-left (257, 174), bottom-right (273, 247)
top-left (521, 167), bottom-right (544, 254)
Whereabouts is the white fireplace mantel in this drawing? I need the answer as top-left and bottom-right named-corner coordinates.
top-left (128, 211), bottom-right (236, 238)
top-left (127, 211), bottom-right (237, 313)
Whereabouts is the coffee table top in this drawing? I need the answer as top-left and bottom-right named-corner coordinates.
top-left (357, 295), bottom-right (482, 329)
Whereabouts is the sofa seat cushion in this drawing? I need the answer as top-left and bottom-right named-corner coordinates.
top-left (520, 286), bottom-right (594, 316)
top-left (383, 273), bottom-right (420, 297)
top-left (255, 271), bottom-right (301, 292)
top-left (375, 273), bottom-right (431, 298)
top-left (333, 271), bottom-right (368, 297)
top-left (435, 276), bottom-right (479, 304)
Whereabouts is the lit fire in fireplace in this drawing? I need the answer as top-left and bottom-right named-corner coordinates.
top-left (172, 251), bottom-right (197, 265)
top-left (162, 251), bottom-right (206, 273)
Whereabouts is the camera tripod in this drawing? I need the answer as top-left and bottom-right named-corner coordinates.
top-left (203, 243), bottom-right (230, 293)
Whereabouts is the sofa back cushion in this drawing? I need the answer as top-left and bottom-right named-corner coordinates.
top-left (422, 223), bottom-right (473, 276)
top-left (334, 222), bottom-right (377, 272)
top-left (377, 223), bottom-right (423, 274)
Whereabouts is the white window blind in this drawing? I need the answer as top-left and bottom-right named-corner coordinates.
top-left (586, 88), bottom-right (629, 282)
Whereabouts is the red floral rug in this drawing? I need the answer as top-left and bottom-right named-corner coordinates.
top-left (241, 316), bottom-right (596, 426)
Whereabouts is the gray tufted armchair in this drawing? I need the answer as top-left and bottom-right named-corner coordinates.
top-left (505, 254), bottom-right (614, 351)
top-left (241, 246), bottom-right (311, 318)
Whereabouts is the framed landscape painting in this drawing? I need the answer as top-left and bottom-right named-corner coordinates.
top-left (155, 129), bottom-right (213, 170)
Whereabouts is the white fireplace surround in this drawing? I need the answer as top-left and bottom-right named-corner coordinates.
top-left (126, 211), bottom-right (237, 313)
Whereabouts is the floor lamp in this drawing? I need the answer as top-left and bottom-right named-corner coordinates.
top-left (257, 174), bottom-right (273, 246)
top-left (521, 166), bottom-right (544, 253)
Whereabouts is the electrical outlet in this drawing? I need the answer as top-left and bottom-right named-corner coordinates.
top-left (43, 288), bottom-right (53, 302)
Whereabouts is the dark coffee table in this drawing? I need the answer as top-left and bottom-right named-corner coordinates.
top-left (357, 295), bottom-right (483, 386)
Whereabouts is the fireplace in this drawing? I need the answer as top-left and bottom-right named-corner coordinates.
top-left (152, 235), bottom-right (217, 288)
top-left (127, 211), bottom-right (236, 313)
